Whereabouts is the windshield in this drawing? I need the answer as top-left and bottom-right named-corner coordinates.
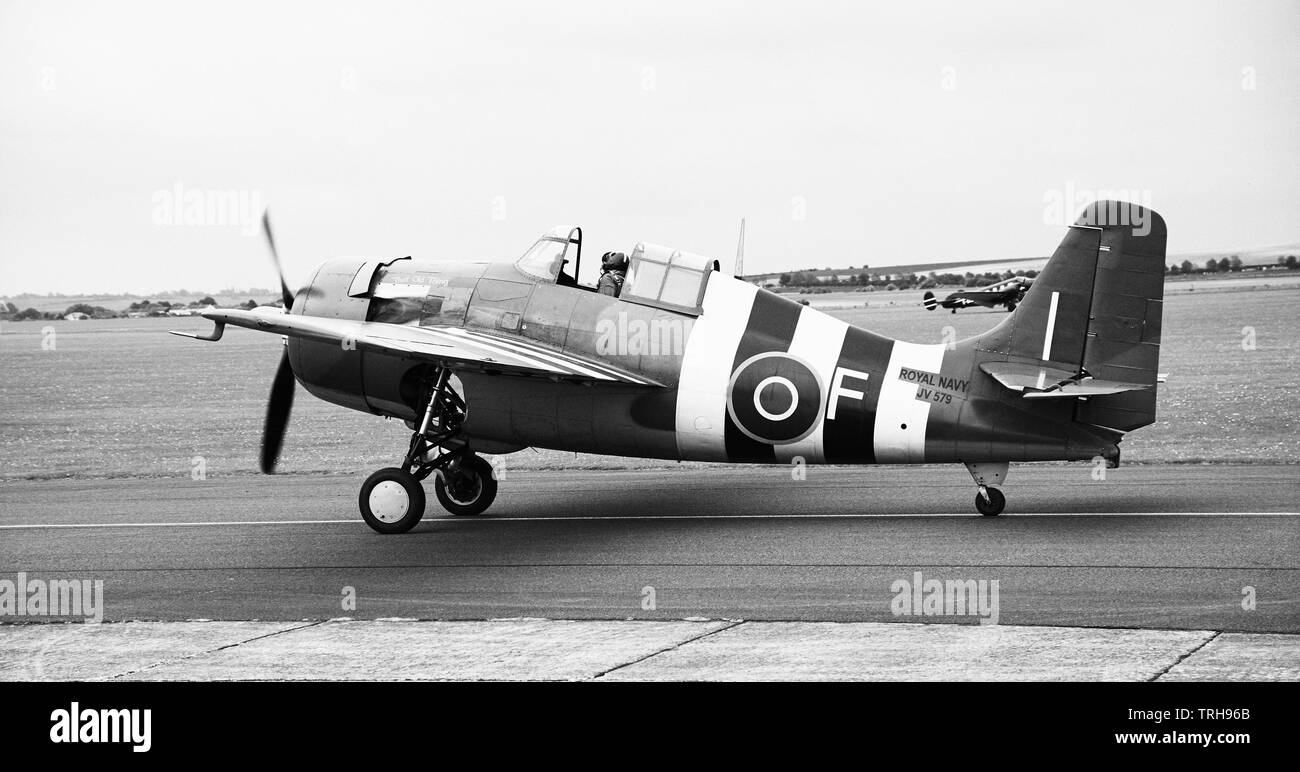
top-left (515, 226), bottom-right (579, 282)
top-left (516, 238), bottom-right (568, 281)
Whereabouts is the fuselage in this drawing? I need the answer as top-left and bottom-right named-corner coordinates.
top-left (287, 256), bottom-right (1118, 466)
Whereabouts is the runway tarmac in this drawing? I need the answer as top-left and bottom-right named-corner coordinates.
top-left (2, 464), bottom-right (1297, 679)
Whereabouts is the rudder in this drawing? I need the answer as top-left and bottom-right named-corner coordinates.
top-left (1077, 201), bottom-right (1166, 431)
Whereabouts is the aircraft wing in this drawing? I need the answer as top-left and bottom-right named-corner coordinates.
top-left (979, 361), bottom-right (1150, 398)
top-left (179, 308), bottom-right (664, 387)
top-left (947, 289), bottom-right (1013, 306)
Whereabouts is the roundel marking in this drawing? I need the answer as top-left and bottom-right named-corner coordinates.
top-left (726, 352), bottom-right (823, 444)
top-left (753, 376), bottom-right (799, 421)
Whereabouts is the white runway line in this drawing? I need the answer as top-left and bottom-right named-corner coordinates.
top-left (0, 519), bottom-right (361, 529)
top-left (0, 512), bottom-right (1297, 529)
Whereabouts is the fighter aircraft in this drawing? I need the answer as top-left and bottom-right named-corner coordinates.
top-left (174, 201), bottom-right (1165, 532)
top-left (923, 275), bottom-right (1032, 313)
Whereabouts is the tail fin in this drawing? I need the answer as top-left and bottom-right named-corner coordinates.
top-left (979, 200), bottom-right (1166, 431)
top-left (922, 291), bottom-right (937, 311)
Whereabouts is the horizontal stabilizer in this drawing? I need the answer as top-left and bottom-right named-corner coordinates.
top-left (980, 361), bottom-right (1149, 399)
top-left (1020, 380), bottom-right (1151, 399)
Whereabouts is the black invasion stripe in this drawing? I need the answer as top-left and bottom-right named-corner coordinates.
top-left (822, 327), bottom-right (895, 464)
top-left (723, 291), bottom-right (804, 462)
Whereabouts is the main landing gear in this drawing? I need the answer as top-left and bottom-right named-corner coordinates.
top-left (965, 462), bottom-right (1008, 517)
top-left (358, 368), bottom-right (498, 534)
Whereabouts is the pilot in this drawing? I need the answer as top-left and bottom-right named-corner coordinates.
top-left (597, 252), bottom-right (628, 297)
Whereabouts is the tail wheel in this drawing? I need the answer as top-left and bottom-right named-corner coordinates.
top-left (435, 454), bottom-right (498, 516)
top-left (975, 487), bottom-right (1006, 517)
top-left (359, 467), bottom-right (426, 534)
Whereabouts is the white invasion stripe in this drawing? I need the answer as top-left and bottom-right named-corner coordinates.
top-left (1036, 369), bottom-right (1046, 391)
top-left (773, 308), bottom-right (849, 465)
top-left (675, 275), bottom-right (759, 461)
top-left (456, 329), bottom-right (653, 385)
top-left (459, 331), bottom-right (618, 374)
top-left (439, 328), bottom-right (592, 374)
top-left (401, 328), bottom-right (560, 374)
top-left (441, 329), bottom-right (601, 379)
top-left (488, 335), bottom-right (645, 383)
top-left (443, 328), bottom-right (616, 382)
top-left (872, 341), bottom-right (946, 464)
top-left (1041, 291), bottom-right (1060, 361)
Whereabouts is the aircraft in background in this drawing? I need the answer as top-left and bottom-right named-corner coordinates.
top-left (174, 202), bottom-right (1165, 532)
top-left (923, 275), bottom-right (1032, 313)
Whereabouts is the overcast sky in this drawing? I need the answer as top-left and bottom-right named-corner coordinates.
top-left (2, 0), bottom-right (1297, 295)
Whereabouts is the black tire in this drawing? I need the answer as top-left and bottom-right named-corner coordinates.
top-left (359, 467), bottom-right (426, 534)
top-left (975, 487), bottom-right (1006, 517)
top-left (434, 454), bottom-right (498, 516)
top-left (1005, 301), bottom-right (1017, 312)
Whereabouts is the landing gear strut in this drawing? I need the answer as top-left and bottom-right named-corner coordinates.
top-left (965, 462), bottom-right (1008, 517)
top-left (357, 368), bottom-right (498, 533)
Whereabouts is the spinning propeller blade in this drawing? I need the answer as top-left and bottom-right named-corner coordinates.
top-left (260, 347), bottom-right (295, 474)
top-left (262, 210), bottom-right (295, 311)
top-left (259, 208), bottom-right (296, 473)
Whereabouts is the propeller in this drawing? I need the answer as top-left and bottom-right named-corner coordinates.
top-left (261, 347), bottom-right (296, 473)
top-left (259, 209), bottom-right (295, 473)
top-left (262, 210), bottom-right (295, 311)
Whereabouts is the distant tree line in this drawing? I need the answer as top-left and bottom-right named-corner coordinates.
top-left (0, 297), bottom-right (270, 322)
top-left (1167, 255), bottom-right (1298, 275)
top-left (772, 254), bottom-right (1299, 289)
top-left (777, 268), bottom-right (1040, 291)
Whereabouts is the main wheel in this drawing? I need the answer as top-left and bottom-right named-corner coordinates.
top-left (359, 467), bottom-right (426, 534)
top-left (434, 454), bottom-right (498, 516)
top-left (975, 487), bottom-right (1006, 517)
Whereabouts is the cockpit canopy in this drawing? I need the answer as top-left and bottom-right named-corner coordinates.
top-left (514, 226), bottom-right (715, 315)
top-left (622, 242), bottom-right (713, 313)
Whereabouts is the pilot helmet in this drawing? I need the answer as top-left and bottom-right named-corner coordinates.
top-left (601, 251), bottom-right (628, 271)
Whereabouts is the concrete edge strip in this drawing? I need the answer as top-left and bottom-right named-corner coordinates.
top-left (591, 620), bottom-right (745, 681)
top-left (105, 620), bottom-right (327, 681)
top-left (4, 621), bottom-right (1296, 682)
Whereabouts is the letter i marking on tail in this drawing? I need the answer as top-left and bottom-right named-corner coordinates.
top-left (1041, 291), bottom-right (1059, 361)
